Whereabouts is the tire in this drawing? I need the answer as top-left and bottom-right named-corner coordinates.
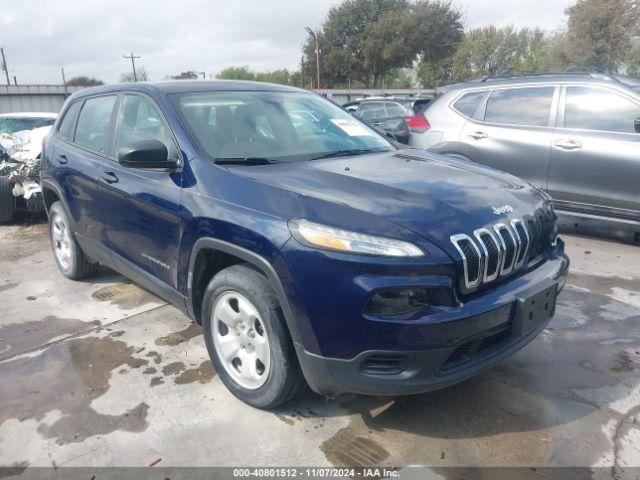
top-left (0, 176), bottom-right (15, 223)
top-left (48, 201), bottom-right (98, 280)
top-left (202, 264), bottom-right (306, 408)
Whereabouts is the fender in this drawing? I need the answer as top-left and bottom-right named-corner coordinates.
top-left (40, 179), bottom-right (72, 221)
top-left (187, 237), bottom-right (303, 347)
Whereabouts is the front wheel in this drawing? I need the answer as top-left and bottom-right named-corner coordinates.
top-left (201, 264), bottom-right (305, 408)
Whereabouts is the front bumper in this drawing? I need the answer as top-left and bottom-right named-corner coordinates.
top-left (292, 245), bottom-right (569, 397)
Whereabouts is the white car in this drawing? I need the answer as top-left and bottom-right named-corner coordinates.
top-left (0, 112), bottom-right (57, 222)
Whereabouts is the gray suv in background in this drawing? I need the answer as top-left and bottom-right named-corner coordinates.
top-left (410, 72), bottom-right (640, 240)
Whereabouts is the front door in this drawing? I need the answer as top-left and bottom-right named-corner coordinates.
top-left (548, 85), bottom-right (640, 217)
top-left (98, 93), bottom-right (183, 289)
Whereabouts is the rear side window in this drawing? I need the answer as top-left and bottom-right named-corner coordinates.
top-left (75, 95), bottom-right (117, 153)
top-left (484, 87), bottom-right (554, 126)
top-left (384, 102), bottom-right (411, 117)
top-left (58, 101), bottom-right (81, 140)
top-left (356, 102), bottom-right (386, 119)
top-left (452, 91), bottom-right (485, 117)
top-left (564, 87), bottom-right (640, 133)
top-left (114, 94), bottom-right (178, 159)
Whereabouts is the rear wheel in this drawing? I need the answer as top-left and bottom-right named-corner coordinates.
top-left (202, 264), bottom-right (305, 408)
top-left (0, 176), bottom-right (15, 223)
top-left (48, 202), bottom-right (98, 280)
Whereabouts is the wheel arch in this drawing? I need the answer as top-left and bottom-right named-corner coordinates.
top-left (187, 237), bottom-right (303, 347)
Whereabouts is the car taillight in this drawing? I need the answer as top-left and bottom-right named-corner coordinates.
top-left (405, 114), bottom-right (430, 134)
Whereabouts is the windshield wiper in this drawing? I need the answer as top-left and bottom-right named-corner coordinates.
top-left (214, 157), bottom-right (277, 166)
top-left (309, 148), bottom-right (387, 161)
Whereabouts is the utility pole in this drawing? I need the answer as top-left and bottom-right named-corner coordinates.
top-left (300, 56), bottom-right (305, 89)
top-left (305, 27), bottom-right (321, 89)
top-left (0, 48), bottom-right (10, 85)
top-left (199, 71), bottom-right (206, 80)
top-left (61, 67), bottom-right (68, 96)
top-left (123, 52), bottom-right (141, 82)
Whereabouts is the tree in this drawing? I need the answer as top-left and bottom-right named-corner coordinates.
top-left (564, 0), bottom-right (640, 73)
top-left (416, 27), bottom-right (569, 87)
top-left (302, 0), bottom-right (463, 88)
top-left (65, 76), bottom-right (104, 86)
top-left (216, 66), bottom-right (256, 81)
top-left (172, 71), bottom-right (199, 80)
top-left (215, 66), bottom-right (301, 86)
top-left (119, 67), bottom-right (149, 83)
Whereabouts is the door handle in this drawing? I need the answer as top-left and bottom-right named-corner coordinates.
top-left (56, 154), bottom-right (68, 165)
top-left (554, 139), bottom-right (583, 151)
top-left (101, 171), bottom-right (119, 184)
top-left (467, 131), bottom-right (488, 140)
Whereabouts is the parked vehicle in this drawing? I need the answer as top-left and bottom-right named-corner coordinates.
top-left (0, 112), bottom-right (57, 222)
top-left (344, 96), bottom-right (431, 114)
top-left (344, 98), bottom-right (432, 144)
top-left (409, 72), bottom-right (640, 238)
top-left (42, 81), bottom-right (569, 408)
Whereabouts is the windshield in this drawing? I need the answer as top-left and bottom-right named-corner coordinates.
top-left (174, 91), bottom-right (393, 162)
top-left (0, 117), bottom-right (55, 134)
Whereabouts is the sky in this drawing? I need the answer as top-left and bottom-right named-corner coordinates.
top-left (0, 0), bottom-right (574, 85)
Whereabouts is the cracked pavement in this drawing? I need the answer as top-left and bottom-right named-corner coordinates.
top-left (0, 220), bottom-right (639, 475)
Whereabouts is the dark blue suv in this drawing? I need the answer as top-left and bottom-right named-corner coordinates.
top-left (41, 81), bottom-right (569, 408)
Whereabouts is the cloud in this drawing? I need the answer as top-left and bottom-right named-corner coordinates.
top-left (1, 0), bottom-right (571, 84)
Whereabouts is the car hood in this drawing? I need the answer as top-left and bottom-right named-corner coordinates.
top-left (231, 150), bottom-right (547, 246)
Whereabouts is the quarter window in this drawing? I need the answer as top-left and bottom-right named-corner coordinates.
top-left (58, 101), bottom-right (81, 140)
top-left (74, 95), bottom-right (117, 153)
top-left (114, 95), bottom-right (178, 160)
top-left (564, 87), bottom-right (640, 133)
top-left (452, 91), bottom-right (486, 117)
top-left (484, 87), bottom-right (554, 127)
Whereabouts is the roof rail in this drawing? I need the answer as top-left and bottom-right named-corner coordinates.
top-left (477, 66), bottom-right (615, 83)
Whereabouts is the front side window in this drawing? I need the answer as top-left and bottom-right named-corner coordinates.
top-left (114, 95), bottom-right (178, 159)
top-left (175, 91), bottom-right (392, 161)
top-left (75, 95), bottom-right (117, 153)
top-left (58, 102), bottom-right (81, 140)
top-left (452, 91), bottom-right (486, 117)
top-left (484, 87), bottom-right (554, 127)
top-left (564, 87), bottom-right (640, 133)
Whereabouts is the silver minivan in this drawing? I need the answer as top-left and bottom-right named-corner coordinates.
top-left (410, 72), bottom-right (640, 239)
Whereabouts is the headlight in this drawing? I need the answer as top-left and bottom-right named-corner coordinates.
top-left (289, 219), bottom-right (424, 257)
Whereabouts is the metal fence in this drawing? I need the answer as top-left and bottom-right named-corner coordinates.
top-left (0, 85), bottom-right (85, 114)
top-left (314, 88), bottom-right (436, 105)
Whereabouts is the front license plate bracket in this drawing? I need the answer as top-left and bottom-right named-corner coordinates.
top-left (512, 278), bottom-right (558, 336)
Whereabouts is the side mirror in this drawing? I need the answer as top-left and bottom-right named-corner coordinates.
top-left (635, 118), bottom-right (640, 133)
top-left (118, 139), bottom-right (177, 169)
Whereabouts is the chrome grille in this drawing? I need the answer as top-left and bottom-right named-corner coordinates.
top-left (450, 211), bottom-right (553, 292)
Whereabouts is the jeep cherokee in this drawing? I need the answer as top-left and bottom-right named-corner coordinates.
top-left (41, 81), bottom-right (569, 408)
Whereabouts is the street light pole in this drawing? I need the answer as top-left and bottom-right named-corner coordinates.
top-left (305, 27), bottom-right (321, 89)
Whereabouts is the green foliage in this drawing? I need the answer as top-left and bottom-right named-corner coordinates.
top-left (65, 76), bottom-right (104, 86)
top-left (172, 71), bottom-right (199, 80)
top-left (215, 66), bottom-right (302, 86)
top-left (302, 0), bottom-right (463, 87)
top-left (564, 0), bottom-right (640, 73)
top-left (119, 67), bottom-right (149, 83)
top-left (416, 27), bottom-right (569, 87)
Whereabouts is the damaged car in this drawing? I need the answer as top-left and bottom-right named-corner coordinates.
top-left (0, 112), bottom-right (57, 222)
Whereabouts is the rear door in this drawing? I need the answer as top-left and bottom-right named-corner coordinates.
top-left (459, 86), bottom-right (558, 189)
top-left (548, 85), bottom-right (640, 217)
top-left (98, 93), bottom-right (183, 289)
top-left (51, 95), bottom-right (118, 252)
